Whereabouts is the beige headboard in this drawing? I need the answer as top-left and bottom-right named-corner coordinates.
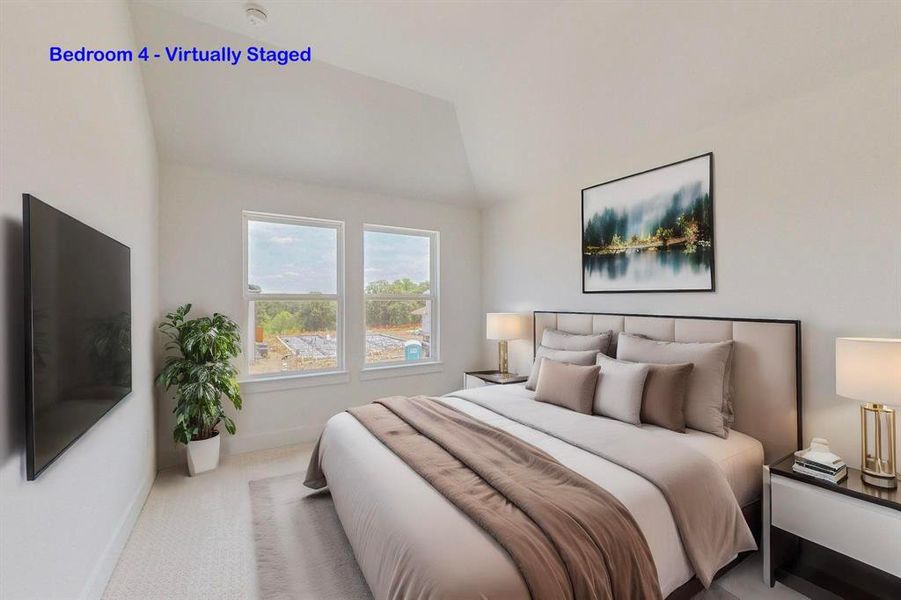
top-left (533, 311), bottom-right (801, 463)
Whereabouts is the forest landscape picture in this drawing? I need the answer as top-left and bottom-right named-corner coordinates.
top-left (582, 153), bottom-right (714, 292)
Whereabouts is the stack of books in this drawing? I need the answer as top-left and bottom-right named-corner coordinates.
top-left (793, 449), bottom-right (847, 484)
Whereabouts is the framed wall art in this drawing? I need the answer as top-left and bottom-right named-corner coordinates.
top-left (582, 153), bottom-right (715, 293)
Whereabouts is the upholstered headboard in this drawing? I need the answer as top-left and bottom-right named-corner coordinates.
top-left (533, 311), bottom-right (801, 463)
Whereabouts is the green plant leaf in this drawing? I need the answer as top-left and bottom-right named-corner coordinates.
top-left (158, 304), bottom-right (243, 444)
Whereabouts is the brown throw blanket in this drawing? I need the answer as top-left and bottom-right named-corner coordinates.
top-left (306, 396), bottom-right (662, 600)
top-left (450, 387), bottom-right (757, 588)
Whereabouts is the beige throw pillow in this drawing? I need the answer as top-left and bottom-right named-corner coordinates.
top-left (541, 328), bottom-right (613, 355)
top-left (617, 333), bottom-right (733, 438)
top-left (594, 354), bottom-right (650, 425)
top-left (640, 362), bottom-right (694, 432)
top-left (535, 359), bottom-right (600, 414)
top-left (525, 346), bottom-right (599, 390)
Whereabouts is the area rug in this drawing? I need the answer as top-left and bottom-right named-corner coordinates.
top-left (249, 472), bottom-right (739, 600)
top-left (249, 472), bottom-right (372, 600)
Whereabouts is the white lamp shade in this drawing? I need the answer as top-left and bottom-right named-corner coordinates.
top-left (486, 313), bottom-right (525, 341)
top-left (836, 337), bottom-right (901, 405)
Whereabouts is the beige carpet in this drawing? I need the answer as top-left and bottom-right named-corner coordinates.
top-left (249, 473), bottom-right (371, 600)
top-left (247, 472), bottom-right (778, 600)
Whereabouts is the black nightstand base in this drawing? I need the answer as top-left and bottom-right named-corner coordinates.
top-left (771, 528), bottom-right (901, 599)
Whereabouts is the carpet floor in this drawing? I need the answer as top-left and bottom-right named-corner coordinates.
top-left (249, 474), bottom-right (370, 599)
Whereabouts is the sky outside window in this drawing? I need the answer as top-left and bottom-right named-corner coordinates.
top-left (248, 220), bottom-right (337, 294)
top-left (364, 230), bottom-right (430, 288)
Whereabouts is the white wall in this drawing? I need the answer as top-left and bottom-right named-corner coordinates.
top-left (482, 61), bottom-right (901, 470)
top-left (0, 2), bottom-right (159, 599)
top-left (157, 163), bottom-right (482, 467)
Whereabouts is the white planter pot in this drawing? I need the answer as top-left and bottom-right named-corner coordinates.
top-left (187, 432), bottom-right (220, 476)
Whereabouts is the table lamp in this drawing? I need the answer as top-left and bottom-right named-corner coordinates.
top-left (836, 337), bottom-right (901, 489)
top-left (486, 313), bottom-right (525, 375)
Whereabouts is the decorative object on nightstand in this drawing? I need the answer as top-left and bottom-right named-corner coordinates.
top-left (486, 313), bottom-right (526, 375)
top-left (793, 438), bottom-right (847, 484)
top-left (463, 370), bottom-right (528, 390)
top-left (836, 337), bottom-right (901, 489)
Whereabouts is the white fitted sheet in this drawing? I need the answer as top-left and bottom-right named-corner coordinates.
top-left (640, 423), bottom-right (764, 508)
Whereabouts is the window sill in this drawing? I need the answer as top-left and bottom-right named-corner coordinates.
top-left (359, 361), bottom-right (444, 381)
top-left (238, 370), bottom-right (350, 394)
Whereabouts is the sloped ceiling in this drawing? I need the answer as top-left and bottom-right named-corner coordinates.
top-left (131, 1), bottom-right (901, 205)
top-left (130, 3), bottom-right (478, 205)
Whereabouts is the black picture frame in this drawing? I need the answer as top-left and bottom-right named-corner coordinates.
top-left (581, 152), bottom-right (715, 294)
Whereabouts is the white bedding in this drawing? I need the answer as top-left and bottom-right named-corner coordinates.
top-left (317, 384), bottom-right (763, 598)
top-left (458, 383), bottom-right (764, 506)
top-left (640, 422), bottom-right (764, 508)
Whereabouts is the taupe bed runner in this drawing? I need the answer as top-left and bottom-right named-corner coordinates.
top-left (307, 396), bottom-right (662, 600)
top-left (449, 387), bottom-right (757, 588)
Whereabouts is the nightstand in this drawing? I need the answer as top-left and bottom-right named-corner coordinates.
top-left (763, 453), bottom-right (901, 598)
top-left (463, 370), bottom-right (528, 390)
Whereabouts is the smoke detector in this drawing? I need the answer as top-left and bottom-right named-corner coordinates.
top-left (245, 4), bottom-right (268, 26)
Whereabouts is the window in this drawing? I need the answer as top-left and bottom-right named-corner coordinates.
top-left (363, 225), bottom-right (438, 366)
top-left (243, 212), bottom-right (344, 377)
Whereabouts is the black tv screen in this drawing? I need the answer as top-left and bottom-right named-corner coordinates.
top-left (24, 194), bottom-right (131, 480)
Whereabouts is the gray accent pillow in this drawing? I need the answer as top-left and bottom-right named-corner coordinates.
top-left (542, 328), bottom-right (613, 355)
top-left (617, 333), bottom-right (734, 438)
top-left (535, 359), bottom-right (600, 414)
top-left (594, 354), bottom-right (650, 425)
top-left (525, 346), bottom-right (599, 390)
top-left (640, 362), bottom-right (694, 432)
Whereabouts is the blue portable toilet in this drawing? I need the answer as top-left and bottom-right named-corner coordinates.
top-left (404, 340), bottom-right (423, 361)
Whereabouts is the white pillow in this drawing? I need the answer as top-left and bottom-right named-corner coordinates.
top-left (593, 354), bottom-right (650, 425)
top-left (525, 346), bottom-right (599, 391)
top-left (616, 333), bottom-right (734, 437)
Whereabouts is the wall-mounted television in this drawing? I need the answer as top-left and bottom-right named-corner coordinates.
top-left (24, 194), bottom-right (132, 480)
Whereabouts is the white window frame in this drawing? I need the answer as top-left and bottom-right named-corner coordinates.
top-left (242, 210), bottom-right (345, 380)
top-left (362, 224), bottom-right (439, 369)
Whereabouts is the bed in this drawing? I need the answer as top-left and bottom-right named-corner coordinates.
top-left (311, 311), bottom-right (801, 599)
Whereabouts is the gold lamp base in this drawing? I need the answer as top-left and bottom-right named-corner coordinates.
top-left (497, 340), bottom-right (509, 375)
top-left (860, 403), bottom-right (897, 490)
top-left (861, 471), bottom-right (897, 489)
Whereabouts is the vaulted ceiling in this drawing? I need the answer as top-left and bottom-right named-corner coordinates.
top-left (131, 1), bottom-right (900, 205)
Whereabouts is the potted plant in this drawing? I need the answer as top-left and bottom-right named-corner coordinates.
top-left (157, 304), bottom-right (243, 476)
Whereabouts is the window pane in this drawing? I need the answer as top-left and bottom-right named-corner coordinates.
top-left (365, 299), bottom-right (431, 364)
top-left (249, 300), bottom-right (338, 374)
top-left (248, 220), bottom-right (337, 295)
top-left (364, 230), bottom-right (430, 292)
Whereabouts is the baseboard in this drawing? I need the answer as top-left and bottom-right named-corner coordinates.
top-left (157, 424), bottom-right (322, 470)
top-left (221, 424), bottom-right (322, 456)
top-left (79, 468), bottom-right (155, 600)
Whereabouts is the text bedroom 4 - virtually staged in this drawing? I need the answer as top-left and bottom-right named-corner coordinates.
top-left (1, 2), bottom-right (899, 600)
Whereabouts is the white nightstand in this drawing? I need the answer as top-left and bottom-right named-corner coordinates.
top-left (763, 454), bottom-right (901, 598)
top-left (463, 370), bottom-right (528, 390)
